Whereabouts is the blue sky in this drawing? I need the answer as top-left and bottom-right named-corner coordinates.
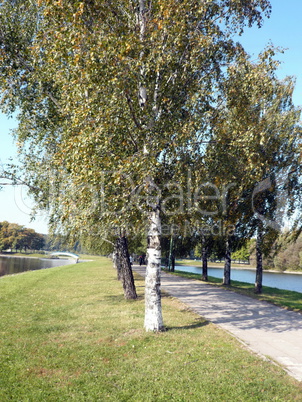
top-left (237, 0), bottom-right (302, 106)
top-left (0, 0), bottom-right (301, 234)
top-left (0, 114), bottom-right (49, 233)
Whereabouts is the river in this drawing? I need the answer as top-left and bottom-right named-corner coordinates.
top-left (0, 255), bottom-right (75, 277)
top-left (3, 256), bottom-right (302, 293)
top-left (175, 264), bottom-right (302, 293)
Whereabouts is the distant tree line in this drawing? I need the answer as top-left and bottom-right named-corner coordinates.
top-left (262, 232), bottom-right (302, 272)
top-left (227, 233), bottom-right (302, 272)
top-left (0, 221), bottom-right (45, 253)
top-left (161, 233), bottom-right (302, 273)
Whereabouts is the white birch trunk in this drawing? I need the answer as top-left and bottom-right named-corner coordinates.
top-left (137, 0), bottom-right (164, 331)
top-left (144, 208), bottom-right (164, 331)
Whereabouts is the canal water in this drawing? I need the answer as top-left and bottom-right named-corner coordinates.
top-left (175, 265), bottom-right (302, 294)
top-left (0, 256), bottom-right (74, 277)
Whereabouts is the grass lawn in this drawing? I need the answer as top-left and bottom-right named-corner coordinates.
top-left (1, 256), bottom-right (302, 401)
top-left (175, 259), bottom-right (251, 269)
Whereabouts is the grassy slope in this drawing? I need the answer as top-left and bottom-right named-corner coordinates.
top-left (0, 257), bottom-right (302, 401)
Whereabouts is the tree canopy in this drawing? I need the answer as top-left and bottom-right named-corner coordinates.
top-left (1, 0), bottom-right (301, 327)
top-left (0, 221), bottom-right (45, 252)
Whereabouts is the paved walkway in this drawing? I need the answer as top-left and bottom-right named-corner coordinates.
top-left (133, 265), bottom-right (302, 382)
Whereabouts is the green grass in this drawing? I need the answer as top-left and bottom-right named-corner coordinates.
top-left (168, 268), bottom-right (302, 313)
top-left (1, 257), bottom-right (302, 401)
top-left (176, 259), bottom-right (251, 269)
top-left (1, 251), bottom-right (47, 258)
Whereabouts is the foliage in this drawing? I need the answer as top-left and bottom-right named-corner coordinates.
top-left (202, 48), bottom-right (302, 288)
top-left (161, 235), bottom-right (197, 260)
top-left (231, 239), bottom-right (254, 261)
top-left (0, 221), bottom-right (45, 252)
top-left (206, 48), bottom-right (301, 236)
top-left (0, 0), bottom-right (273, 238)
top-left (263, 232), bottom-right (302, 271)
top-left (1, 0), bottom-right (300, 321)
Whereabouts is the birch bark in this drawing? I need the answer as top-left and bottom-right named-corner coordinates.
top-left (144, 208), bottom-right (164, 331)
top-left (137, 0), bottom-right (164, 330)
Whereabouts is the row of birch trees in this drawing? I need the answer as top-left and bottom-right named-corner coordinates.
top-left (0, 0), bottom-right (301, 331)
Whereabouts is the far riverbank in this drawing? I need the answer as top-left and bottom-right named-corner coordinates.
top-left (176, 259), bottom-right (302, 275)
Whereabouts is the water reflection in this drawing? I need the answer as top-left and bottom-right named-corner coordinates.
top-left (0, 256), bottom-right (74, 277)
top-left (175, 265), bottom-right (302, 293)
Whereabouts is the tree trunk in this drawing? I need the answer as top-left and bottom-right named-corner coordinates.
top-left (114, 236), bottom-right (137, 299)
top-left (223, 237), bottom-right (231, 285)
top-left (171, 253), bottom-right (175, 272)
top-left (119, 236), bottom-right (137, 300)
top-left (168, 236), bottom-right (173, 271)
top-left (114, 239), bottom-right (122, 281)
top-left (201, 236), bottom-right (208, 281)
top-left (255, 225), bottom-right (263, 294)
top-left (144, 208), bottom-right (164, 332)
top-left (138, 0), bottom-right (163, 330)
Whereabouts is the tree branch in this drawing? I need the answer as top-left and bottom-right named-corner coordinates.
top-left (124, 90), bottom-right (143, 131)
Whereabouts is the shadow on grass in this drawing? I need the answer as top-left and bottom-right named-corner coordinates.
top-left (103, 294), bottom-right (145, 303)
top-left (166, 319), bottom-right (210, 332)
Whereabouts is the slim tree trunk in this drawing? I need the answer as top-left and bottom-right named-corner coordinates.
top-left (168, 236), bottom-right (173, 271)
top-left (113, 236), bottom-right (137, 299)
top-left (171, 253), bottom-right (175, 272)
top-left (119, 236), bottom-right (137, 300)
top-left (223, 236), bottom-right (231, 285)
top-left (201, 235), bottom-right (208, 281)
top-left (138, 0), bottom-right (163, 330)
top-left (255, 224), bottom-right (263, 294)
top-left (144, 208), bottom-right (164, 332)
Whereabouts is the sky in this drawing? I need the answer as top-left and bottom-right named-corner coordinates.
top-left (0, 0), bottom-right (301, 234)
top-left (0, 115), bottom-right (49, 234)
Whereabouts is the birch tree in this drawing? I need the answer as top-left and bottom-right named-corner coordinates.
top-left (0, 0), bottom-right (272, 330)
top-left (205, 48), bottom-right (302, 290)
